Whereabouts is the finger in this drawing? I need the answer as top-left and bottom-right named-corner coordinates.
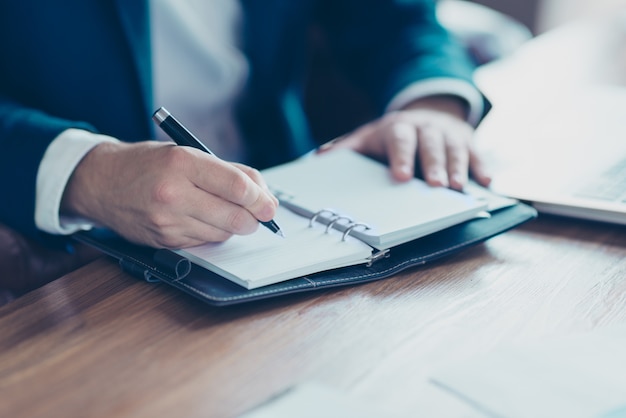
top-left (178, 220), bottom-right (234, 246)
top-left (317, 122), bottom-right (381, 155)
top-left (445, 134), bottom-right (470, 191)
top-left (185, 152), bottom-right (277, 223)
top-left (141, 173), bottom-right (260, 241)
top-left (117, 196), bottom-right (239, 249)
top-left (384, 122), bottom-right (417, 181)
top-left (417, 127), bottom-right (449, 187)
top-left (316, 134), bottom-right (348, 153)
top-left (149, 216), bottom-right (236, 249)
top-left (187, 189), bottom-right (261, 236)
top-left (469, 145), bottom-right (492, 187)
top-left (232, 162), bottom-right (265, 188)
top-left (233, 163), bottom-right (279, 206)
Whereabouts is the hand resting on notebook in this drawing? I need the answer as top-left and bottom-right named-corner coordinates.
top-left (318, 95), bottom-right (492, 191)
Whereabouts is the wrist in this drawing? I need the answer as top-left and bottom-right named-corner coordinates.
top-left (36, 129), bottom-right (121, 235)
top-left (400, 95), bottom-right (468, 120)
top-left (60, 141), bottom-right (127, 222)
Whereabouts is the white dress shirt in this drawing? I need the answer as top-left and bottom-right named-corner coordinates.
top-left (35, 0), bottom-right (483, 235)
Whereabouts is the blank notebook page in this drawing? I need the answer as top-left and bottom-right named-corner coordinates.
top-left (177, 205), bottom-right (373, 289)
top-left (263, 150), bottom-right (486, 249)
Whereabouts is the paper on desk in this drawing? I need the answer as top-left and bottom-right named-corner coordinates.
top-left (429, 325), bottom-right (626, 418)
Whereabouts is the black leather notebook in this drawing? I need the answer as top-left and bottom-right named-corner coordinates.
top-left (74, 203), bottom-right (537, 306)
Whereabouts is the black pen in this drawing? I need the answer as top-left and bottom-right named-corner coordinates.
top-left (152, 107), bottom-right (285, 238)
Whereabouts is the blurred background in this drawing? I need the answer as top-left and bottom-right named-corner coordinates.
top-left (473, 0), bottom-right (626, 34)
top-left (307, 0), bottom-right (626, 143)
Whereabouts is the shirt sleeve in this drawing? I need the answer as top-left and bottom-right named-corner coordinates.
top-left (35, 128), bottom-right (120, 235)
top-left (385, 78), bottom-right (485, 127)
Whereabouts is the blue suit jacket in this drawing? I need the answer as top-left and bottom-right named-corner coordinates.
top-left (0, 0), bottom-right (481, 242)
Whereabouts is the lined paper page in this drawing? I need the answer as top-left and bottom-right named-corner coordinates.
top-left (177, 205), bottom-right (373, 289)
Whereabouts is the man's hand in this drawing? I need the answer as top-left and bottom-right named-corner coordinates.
top-left (61, 141), bottom-right (278, 248)
top-left (318, 95), bottom-right (491, 190)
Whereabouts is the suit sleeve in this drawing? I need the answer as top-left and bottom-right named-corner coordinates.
top-left (0, 97), bottom-right (96, 240)
top-left (315, 0), bottom-right (484, 114)
top-left (0, 3), bottom-right (150, 242)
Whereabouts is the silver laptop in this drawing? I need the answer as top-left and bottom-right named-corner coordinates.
top-left (476, 85), bottom-right (626, 225)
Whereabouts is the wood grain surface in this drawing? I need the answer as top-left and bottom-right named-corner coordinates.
top-left (2, 216), bottom-right (626, 417)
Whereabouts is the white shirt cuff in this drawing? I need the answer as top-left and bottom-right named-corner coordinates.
top-left (35, 128), bottom-right (120, 235)
top-left (386, 78), bottom-right (484, 127)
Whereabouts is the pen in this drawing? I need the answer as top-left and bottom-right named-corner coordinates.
top-left (152, 106), bottom-right (285, 238)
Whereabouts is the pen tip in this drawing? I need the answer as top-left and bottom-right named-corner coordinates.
top-left (277, 230), bottom-right (286, 238)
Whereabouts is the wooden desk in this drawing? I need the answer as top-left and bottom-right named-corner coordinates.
top-left (4, 18), bottom-right (626, 418)
top-left (2, 216), bottom-right (626, 417)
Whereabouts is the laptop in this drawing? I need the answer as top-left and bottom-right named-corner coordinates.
top-left (475, 85), bottom-right (626, 225)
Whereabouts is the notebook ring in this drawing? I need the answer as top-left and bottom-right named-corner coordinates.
top-left (342, 223), bottom-right (371, 241)
top-left (325, 216), bottom-right (353, 234)
top-left (309, 209), bottom-right (337, 227)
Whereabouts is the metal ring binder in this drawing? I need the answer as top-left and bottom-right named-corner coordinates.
top-left (325, 216), bottom-right (353, 233)
top-left (365, 248), bottom-right (390, 266)
top-left (342, 222), bottom-right (371, 241)
top-left (308, 209), bottom-right (371, 240)
top-left (308, 209), bottom-right (337, 227)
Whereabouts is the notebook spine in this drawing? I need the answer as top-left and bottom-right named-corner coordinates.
top-left (271, 191), bottom-right (391, 266)
top-left (273, 187), bottom-right (372, 240)
top-left (307, 209), bottom-right (391, 265)
top-left (307, 208), bottom-right (371, 242)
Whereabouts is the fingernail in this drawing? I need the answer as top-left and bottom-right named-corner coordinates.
top-left (259, 205), bottom-right (275, 221)
top-left (399, 164), bottom-right (412, 177)
top-left (451, 174), bottom-right (466, 188)
top-left (317, 136), bottom-right (343, 153)
top-left (428, 171), bottom-right (448, 187)
top-left (392, 164), bottom-right (412, 182)
top-left (317, 142), bottom-right (333, 153)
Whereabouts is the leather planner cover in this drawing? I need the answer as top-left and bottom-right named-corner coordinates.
top-left (73, 203), bottom-right (537, 306)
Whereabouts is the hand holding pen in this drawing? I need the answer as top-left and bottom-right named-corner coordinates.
top-left (152, 107), bottom-right (284, 238)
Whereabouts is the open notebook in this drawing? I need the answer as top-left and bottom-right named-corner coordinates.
top-left (178, 150), bottom-right (488, 289)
